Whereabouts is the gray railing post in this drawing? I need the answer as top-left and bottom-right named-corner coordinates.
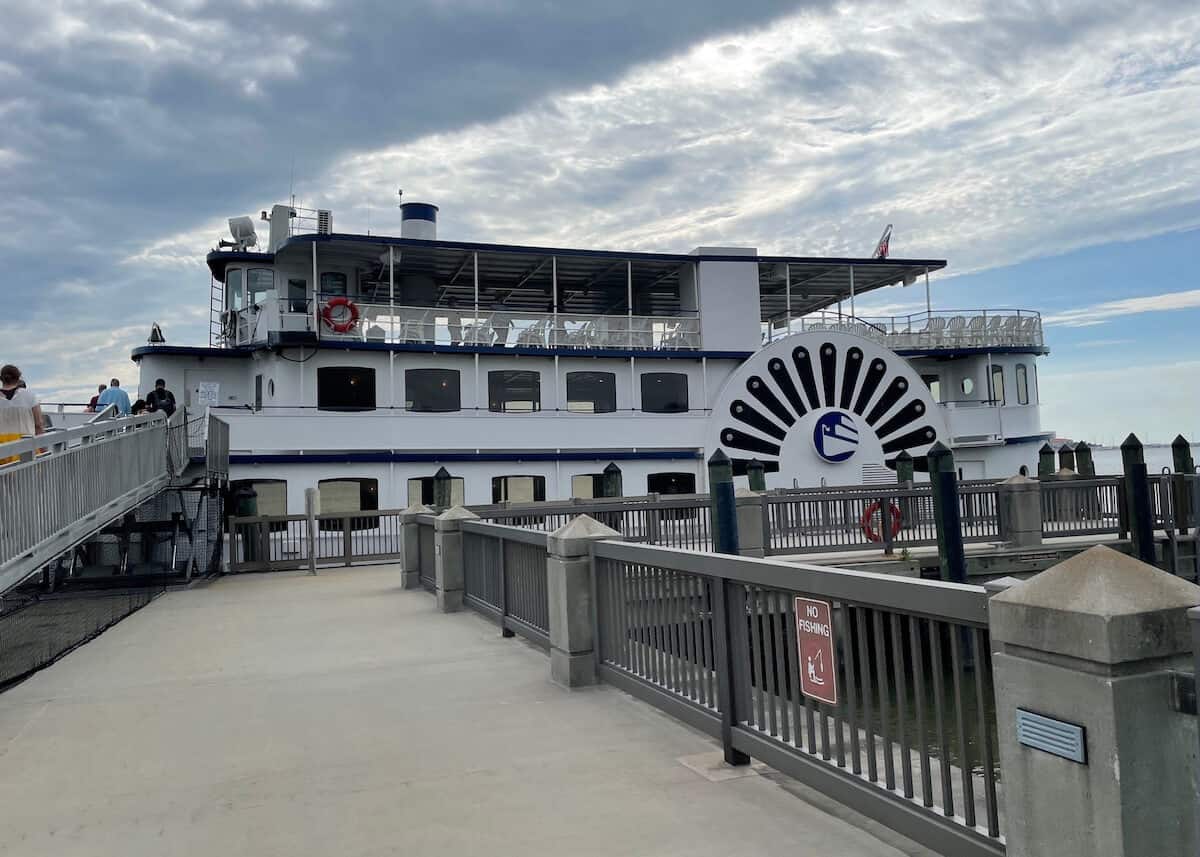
top-left (434, 506), bottom-right (478, 612)
top-left (601, 461), bottom-right (623, 498)
top-left (545, 514), bottom-right (621, 688)
top-left (304, 487), bottom-right (319, 575)
top-left (927, 442), bottom-right (966, 583)
top-left (1172, 434), bottom-right (1194, 534)
top-left (1121, 433), bottom-right (1156, 565)
top-left (432, 466), bottom-right (453, 512)
top-left (997, 474), bottom-right (1043, 547)
top-left (1038, 442), bottom-right (1056, 479)
top-left (990, 546), bottom-right (1200, 857)
top-left (399, 502), bottom-right (431, 589)
top-left (746, 457), bottom-right (766, 492)
top-left (342, 515), bottom-right (353, 566)
top-left (735, 488), bottom-right (765, 557)
top-left (708, 449), bottom-right (739, 555)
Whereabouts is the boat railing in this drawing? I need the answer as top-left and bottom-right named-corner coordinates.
top-left (308, 296), bottom-right (701, 351)
top-left (767, 308), bottom-right (1043, 350)
top-left (222, 297), bottom-right (701, 351)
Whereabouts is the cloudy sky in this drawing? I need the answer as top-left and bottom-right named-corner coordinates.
top-left (2, 0), bottom-right (1198, 443)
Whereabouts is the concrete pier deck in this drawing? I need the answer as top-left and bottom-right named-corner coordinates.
top-left (0, 565), bottom-right (930, 857)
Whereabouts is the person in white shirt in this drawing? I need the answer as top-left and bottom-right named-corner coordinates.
top-left (0, 365), bottom-right (44, 464)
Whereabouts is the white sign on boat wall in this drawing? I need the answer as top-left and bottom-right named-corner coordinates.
top-left (196, 382), bottom-right (220, 409)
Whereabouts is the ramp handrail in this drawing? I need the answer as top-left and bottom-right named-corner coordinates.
top-left (0, 413), bottom-right (169, 593)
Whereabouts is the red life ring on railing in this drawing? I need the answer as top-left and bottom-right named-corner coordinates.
top-left (320, 297), bottom-right (360, 333)
top-left (860, 501), bottom-right (903, 542)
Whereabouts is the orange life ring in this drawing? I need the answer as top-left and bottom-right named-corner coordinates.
top-left (321, 297), bottom-right (360, 333)
top-left (860, 501), bottom-right (903, 542)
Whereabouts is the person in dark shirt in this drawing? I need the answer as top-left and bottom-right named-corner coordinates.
top-left (145, 378), bottom-right (177, 416)
top-left (86, 384), bottom-right (106, 412)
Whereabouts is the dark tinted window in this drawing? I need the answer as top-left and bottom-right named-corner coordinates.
top-left (1016, 364), bottom-right (1029, 405)
top-left (317, 478), bottom-right (379, 531)
top-left (247, 268), bottom-right (274, 305)
top-left (407, 476), bottom-right (465, 506)
top-left (921, 374), bottom-right (941, 403)
top-left (320, 271), bottom-right (347, 296)
top-left (566, 371), bottom-right (617, 413)
top-left (648, 472), bottom-right (696, 494)
top-left (317, 366), bottom-right (376, 411)
top-left (405, 369), bottom-right (461, 412)
top-left (488, 370), bottom-right (541, 413)
top-left (491, 475), bottom-right (546, 503)
top-left (641, 372), bottom-right (688, 413)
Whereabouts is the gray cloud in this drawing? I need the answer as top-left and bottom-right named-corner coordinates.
top-left (2, 0), bottom-right (1199, 413)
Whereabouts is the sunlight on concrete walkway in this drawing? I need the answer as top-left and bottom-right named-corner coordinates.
top-left (0, 566), bottom-right (930, 857)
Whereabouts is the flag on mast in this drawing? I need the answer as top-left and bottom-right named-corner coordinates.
top-left (872, 224), bottom-right (892, 259)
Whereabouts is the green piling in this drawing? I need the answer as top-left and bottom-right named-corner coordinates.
top-left (1075, 440), bottom-right (1096, 477)
top-left (433, 466), bottom-right (453, 511)
top-left (746, 458), bottom-right (766, 492)
top-left (1120, 434), bottom-right (1155, 564)
top-left (601, 462), bottom-right (624, 499)
top-left (1038, 443), bottom-right (1056, 479)
top-left (928, 442), bottom-right (966, 583)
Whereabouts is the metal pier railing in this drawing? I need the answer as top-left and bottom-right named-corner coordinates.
top-left (0, 414), bottom-right (170, 593)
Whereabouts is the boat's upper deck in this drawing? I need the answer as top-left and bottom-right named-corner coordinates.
top-left (205, 209), bottom-right (954, 356)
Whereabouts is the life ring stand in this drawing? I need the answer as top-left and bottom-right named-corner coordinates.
top-left (860, 501), bottom-right (903, 543)
top-left (321, 297), bottom-right (360, 333)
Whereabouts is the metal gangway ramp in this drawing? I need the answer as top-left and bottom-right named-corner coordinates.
top-left (0, 408), bottom-right (219, 593)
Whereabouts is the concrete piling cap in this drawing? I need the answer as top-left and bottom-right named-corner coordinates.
top-left (603, 461), bottom-right (622, 474)
top-left (548, 514), bottom-right (621, 556)
top-left (895, 450), bottom-right (912, 462)
top-left (434, 465), bottom-right (452, 479)
top-left (999, 474), bottom-right (1038, 486)
top-left (437, 504), bottom-right (477, 519)
top-left (708, 448), bottom-right (730, 466)
top-left (1172, 434), bottom-right (1190, 449)
top-left (1039, 442), bottom-right (1054, 453)
top-left (401, 502), bottom-right (433, 515)
top-left (1120, 433), bottom-right (1142, 451)
top-left (990, 545), bottom-right (1200, 664)
top-left (735, 487), bottom-right (761, 498)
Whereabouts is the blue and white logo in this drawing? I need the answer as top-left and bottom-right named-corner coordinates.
top-left (813, 411), bottom-right (859, 463)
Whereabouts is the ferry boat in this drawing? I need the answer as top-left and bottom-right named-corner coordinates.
top-left (131, 201), bottom-right (1052, 518)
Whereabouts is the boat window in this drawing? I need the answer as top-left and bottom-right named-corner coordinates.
top-left (229, 479), bottom-right (287, 519)
top-left (318, 478), bottom-right (379, 530)
top-left (226, 268), bottom-right (244, 311)
top-left (287, 278), bottom-right (308, 313)
top-left (566, 371), bottom-right (617, 413)
top-left (1016, 364), bottom-right (1029, 405)
top-left (405, 369), bottom-right (460, 412)
top-left (961, 377), bottom-right (975, 396)
top-left (488, 370), bottom-right (541, 413)
top-left (320, 271), bottom-right (348, 297)
top-left (571, 473), bottom-right (605, 499)
top-left (491, 475), bottom-right (546, 503)
top-left (407, 476), bottom-right (465, 507)
top-left (647, 472), bottom-right (696, 494)
top-left (317, 366), bottom-right (376, 411)
top-left (641, 372), bottom-right (689, 413)
top-left (990, 364), bottom-right (1006, 405)
top-left (247, 268), bottom-right (274, 306)
top-left (921, 374), bottom-right (942, 403)
top-left (1032, 364), bottom-right (1039, 403)
top-left (254, 374), bottom-right (263, 411)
